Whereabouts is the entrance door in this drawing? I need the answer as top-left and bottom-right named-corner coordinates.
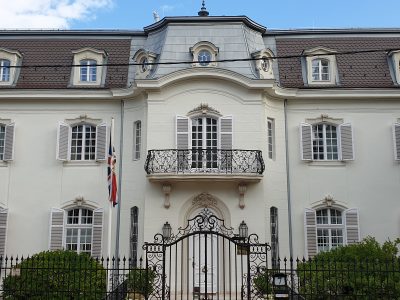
top-left (191, 233), bottom-right (218, 294)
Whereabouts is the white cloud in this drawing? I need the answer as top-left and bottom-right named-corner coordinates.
top-left (0, 0), bottom-right (113, 29)
top-left (160, 4), bottom-right (174, 15)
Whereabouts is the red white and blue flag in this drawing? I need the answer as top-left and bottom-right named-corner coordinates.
top-left (108, 134), bottom-right (118, 207)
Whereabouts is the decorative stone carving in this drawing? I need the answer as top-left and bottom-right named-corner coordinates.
top-left (323, 194), bottom-right (335, 207)
top-left (192, 193), bottom-right (217, 208)
top-left (74, 196), bottom-right (85, 206)
top-left (187, 103), bottom-right (221, 117)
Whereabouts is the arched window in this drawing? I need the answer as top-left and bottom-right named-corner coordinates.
top-left (197, 50), bottom-right (212, 66)
top-left (316, 208), bottom-right (343, 252)
top-left (0, 59), bottom-right (10, 82)
top-left (312, 123), bottom-right (338, 160)
top-left (65, 208), bottom-right (93, 254)
top-left (311, 58), bottom-right (330, 81)
top-left (80, 59), bottom-right (97, 82)
top-left (71, 124), bottom-right (97, 161)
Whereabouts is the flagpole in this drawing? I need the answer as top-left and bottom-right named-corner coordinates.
top-left (115, 100), bottom-right (124, 260)
top-left (107, 117), bottom-right (114, 260)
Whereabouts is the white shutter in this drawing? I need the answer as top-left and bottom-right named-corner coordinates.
top-left (392, 123), bottom-right (400, 161)
top-left (176, 116), bottom-right (189, 149)
top-left (304, 208), bottom-right (317, 257)
top-left (300, 123), bottom-right (312, 161)
top-left (220, 116), bottom-right (233, 149)
top-left (49, 208), bottom-right (65, 250)
top-left (56, 122), bottom-right (71, 161)
top-left (339, 123), bottom-right (354, 161)
top-left (3, 123), bottom-right (15, 161)
top-left (91, 208), bottom-right (104, 258)
top-left (344, 208), bottom-right (360, 245)
top-left (0, 208), bottom-right (8, 257)
top-left (95, 123), bottom-right (107, 161)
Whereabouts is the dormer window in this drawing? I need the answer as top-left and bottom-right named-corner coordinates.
top-left (133, 49), bottom-right (158, 79)
top-left (312, 58), bottom-right (330, 81)
top-left (71, 48), bottom-right (107, 87)
top-left (303, 47), bottom-right (338, 86)
top-left (0, 60), bottom-right (10, 82)
top-left (387, 50), bottom-right (400, 85)
top-left (190, 41), bottom-right (219, 68)
top-left (80, 59), bottom-right (97, 82)
top-left (251, 49), bottom-right (275, 79)
top-left (0, 48), bottom-right (22, 86)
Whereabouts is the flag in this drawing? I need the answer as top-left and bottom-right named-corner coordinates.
top-left (108, 134), bottom-right (118, 207)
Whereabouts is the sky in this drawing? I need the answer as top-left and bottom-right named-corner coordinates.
top-left (1, 0), bottom-right (400, 30)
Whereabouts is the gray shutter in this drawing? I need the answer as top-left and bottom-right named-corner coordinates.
top-left (300, 123), bottom-right (312, 161)
top-left (339, 123), bottom-right (354, 161)
top-left (345, 208), bottom-right (360, 245)
top-left (220, 116), bottom-right (233, 149)
top-left (392, 123), bottom-right (400, 161)
top-left (92, 208), bottom-right (104, 258)
top-left (95, 123), bottom-right (107, 161)
top-left (304, 208), bottom-right (317, 257)
top-left (176, 116), bottom-right (189, 149)
top-left (3, 123), bottom-right (15, 161)
top-left (49, 208), bottom-right (65, 250)
top-left (56, 122), bottom-right (70, 161)
top-left (0, 208), bottom-right (8, 257)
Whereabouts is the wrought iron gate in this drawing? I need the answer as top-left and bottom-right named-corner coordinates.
top-left (143, 209), bottom-right (271, 300)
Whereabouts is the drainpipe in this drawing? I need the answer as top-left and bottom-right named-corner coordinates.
top-left (284, 99), bottom-right (293, 258)
top-left (115, 99), bottom-right (125, 259)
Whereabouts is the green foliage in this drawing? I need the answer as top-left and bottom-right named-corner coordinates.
top-left (2, 250), bottom-right (107, 300)
top-left (253, 269), bottom-right (274, 295)
top-left (127, 268), bottom-right (156, 296)
top-left (297, 237), bottom-right (400, 299)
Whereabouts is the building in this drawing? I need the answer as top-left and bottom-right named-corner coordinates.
top-left (0, 3), bottom-right (400, 296)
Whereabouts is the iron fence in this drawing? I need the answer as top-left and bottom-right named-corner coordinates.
top-left (0, 254), bottom-right (398, 299)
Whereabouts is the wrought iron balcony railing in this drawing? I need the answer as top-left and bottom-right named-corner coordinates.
top-left (145, 149), bottom-right (265, 175)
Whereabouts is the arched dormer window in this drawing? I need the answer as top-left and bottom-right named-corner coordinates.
top-left (0, 48), bottom-right (22, 86)
top-left (251, 48), bottom-right (275, 79)
top-left (190, 41), bottom-right (219, 67)
top-left (133, 49), bottom-right (158, 79)
top-left (304, 199), bottom-right (359, 257)
top-left (303, 47), bottom-right (338, 86)
top-left (71, 48), bottom-right (107, 87)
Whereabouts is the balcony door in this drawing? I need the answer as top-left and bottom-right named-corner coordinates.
top-left (191, 117), bottom-right (218, 169)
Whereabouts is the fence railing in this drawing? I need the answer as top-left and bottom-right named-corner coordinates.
top-left (0, 254), bottom-right (399, 299)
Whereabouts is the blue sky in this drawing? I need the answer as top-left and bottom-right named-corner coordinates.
top-left (1, 0), bottom-right (400, 30)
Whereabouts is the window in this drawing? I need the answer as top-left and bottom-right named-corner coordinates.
top-left (49, 207), bottom-right (104, 257)
top-left (80, 59), bottom-right (97, 82)
top-left (0, 122), bottom-right (15, 161)
top-left (267, 118), bottom-right (275, 159)
top-left (304, 207), bottom-right (359, 257)
top-left (65, 208), bottom-right (93, 254)
top-left (0, 60), bottom-right (10, 82)
top-left (0, 125), bottom-right (5, 160)
top-left (190, 41), bottom-right (219, 67)
top-left (191, 116), bottom-right (218, 168)
top-left (270, 207), bottom-right (279, 268)
top-left (71, 48), bottom-right (107, 87)
top-left (130, 206), bottom-right (139, 267)
top-left (303, 47), bottom-right (338, 86)
top-left (251, 49), bottom-right (275, 79)
top-left (312, 59), bottom-right (330, 81)
top-left (57, 120), bottom-right (107, 162)
top-left (300, 120), bottom-right (354, 161)
top-left (134, 121), bottom-right (141, 160)
top-left (316, 208), bottom-right (343, 252)
top-left (133, 49), bottom-right (158, 79)
top-left (312, 123), bottom-right (338, 160)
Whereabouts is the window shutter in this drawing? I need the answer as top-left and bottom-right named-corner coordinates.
top-left (339, 123), bottom-right (354, 161)
top-left (56, 122), bottom-right (71, 161)
top-left (49, 208), bottom-right (65, 251)
top-left (392, 123), bottom-right (400, 160)
top-left (95, 123), bottom-right (107, 161)
top-left (3, 123), bottom-right (15, 161)
top-left (344, 208), bottom-right (360, 245)
top-left (304, 208), bottom-right (317, 257)
top-left (176, 116), bottom-right (189, 149)
top-left (220, 116), bottom-right (233, 149)
top-left (300, 123), bottom-right (312, 161)
top-left (0, 208), bottom-right (8, 257)
top-left (92, 208), bottom-right (104, 258)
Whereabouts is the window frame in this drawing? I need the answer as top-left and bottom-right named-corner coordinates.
top-left (270, 207), bottom-right (279, 268)
top-left (267, 118), bottom-right (275, 160)
top-left (80, 59), bottom-right (97, 82)
top-left (312, 123), bottom-right (339, 161)
top-left (65, 208), bottom-right (94, 254)
top-left (316, 208), bottom-right (344, 252)
top-left (0, 59), bottom-right (10, 82)
top-left (304, 47), bottom-right (338, 86)
top-left (70, 123), bottom-right (97, 161)
top-left (311, 58), bottom-right (330, 82)
top-left (0, 124), bottom-right (5, 160)
top-left (133, 121), bottom-right (142, 160)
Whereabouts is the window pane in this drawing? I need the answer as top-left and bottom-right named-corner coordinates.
top-left (316, 209), bottom-right (329, 224)
top-left (317, 229), bottom-right (330, 252)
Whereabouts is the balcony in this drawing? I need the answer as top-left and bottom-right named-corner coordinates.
top-left (144, 149), bottom-right (264, 183)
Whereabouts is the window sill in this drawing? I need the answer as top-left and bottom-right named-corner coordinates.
top-left (0, 161), bottom-right (8, 167)
top-left (307, 160), bottom-right (346, 167)
top-left (63, 161), bottom-right (103, 167)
